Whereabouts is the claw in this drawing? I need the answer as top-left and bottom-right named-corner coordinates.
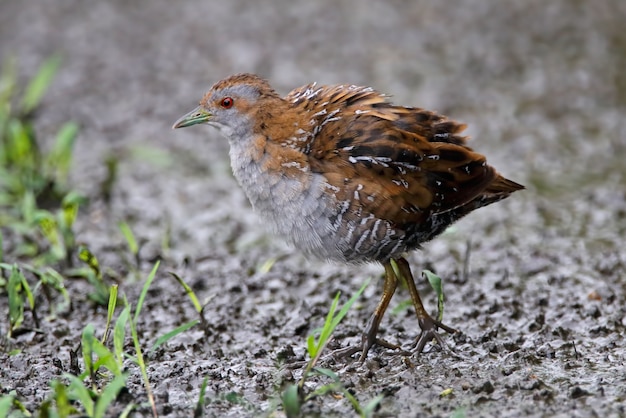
top-left (413, 315), bottom-right (457, 353)
top-left (335, 257), bottom-right (459, 361)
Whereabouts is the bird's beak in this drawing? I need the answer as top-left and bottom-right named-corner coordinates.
top-left (172, 106), bottom-right (211, 129)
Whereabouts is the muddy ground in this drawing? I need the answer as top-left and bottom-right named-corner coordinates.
top-left (1, 0), bottom-right (625, 417)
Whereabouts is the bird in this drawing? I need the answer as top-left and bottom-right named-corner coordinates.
top-left (173, 73), bottom-right (524, 361)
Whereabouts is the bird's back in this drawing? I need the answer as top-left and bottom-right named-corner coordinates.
top-left (280, 82), bottom-right (523, 260)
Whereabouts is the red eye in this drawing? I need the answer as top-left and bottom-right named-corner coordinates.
top-left (220, 97), bottom-right (234, 108)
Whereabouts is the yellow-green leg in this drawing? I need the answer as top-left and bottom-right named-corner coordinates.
top-left (395, 257), bottom-right (457, 352)
top-left (358, 262), bottom-right (402, 361)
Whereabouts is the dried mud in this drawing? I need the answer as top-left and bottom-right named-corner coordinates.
top-left (1, 1), bottom-right (625, 417)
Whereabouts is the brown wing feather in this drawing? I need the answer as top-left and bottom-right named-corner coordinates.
top-left (292, 85), bottom-right (500, 229)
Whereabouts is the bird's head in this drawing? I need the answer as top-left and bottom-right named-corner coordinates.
top-left (172, 73), bottom-right (280, 140)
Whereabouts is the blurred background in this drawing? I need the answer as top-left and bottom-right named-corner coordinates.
top-left (2, 0), bottom-right (624, 213)
top-left (1, 0), bottom-right (625, 416)
top-left (0, 0), bottom-right (626, 280)
top-left (1, 1), bottom-right (623, 253)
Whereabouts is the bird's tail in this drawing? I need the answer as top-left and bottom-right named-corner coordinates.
top-left (473, 174), bottom-right (525, 208)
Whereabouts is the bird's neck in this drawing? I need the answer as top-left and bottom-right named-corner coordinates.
top-left (228, 130), bottom-right (313, 206)
top-left (224, 96), bottom-right (333, 236)
top-left (227, 129), bottom-right (335, 254)
top-left (226, 98), bottom-right (316, 187)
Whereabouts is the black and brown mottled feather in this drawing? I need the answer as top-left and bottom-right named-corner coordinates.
top-left (284, 83), bottom-right (522, 239)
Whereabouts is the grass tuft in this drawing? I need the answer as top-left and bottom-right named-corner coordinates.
top-left (278, 278), bottom-right (384, 417)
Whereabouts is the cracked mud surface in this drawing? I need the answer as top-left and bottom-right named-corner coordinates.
top-left (1, 1), bottom-right (625, 416)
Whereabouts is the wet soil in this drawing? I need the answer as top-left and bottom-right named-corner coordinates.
top-left (1, 0), bottom-right (625, 417)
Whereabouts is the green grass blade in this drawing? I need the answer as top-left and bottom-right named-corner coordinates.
top-left (330, 277), bottom-right (370, 330)
top-left (65, 374), bottom-right (94, 416)
top-left (312, 292), bottom-right (340, 358)
top-left (8, 264), bottom-right (26, 334)
top-left (450, 407), bottom-right (467, 418)
top-left (390, 299), bottom-right (413, 316)
top-left (257, 256), bottom-right (277, 274)
top-left (114, 305), bottom-right (130, 368)
top-left (94, 373), bottom-right (128, 418)
top-left (36, 210), bottom-right (59, 239)
top-left (51, 379), bottom-right (73, 418)
top-left (77, 245), bottom-right (101, 279)
top-left (300, 278), bottom-right (371, 392)
top-left (7, 118), bottom-right (36, 172)
top-left (103, 285), bottom-right (119, 344)
top-left (310, 277), bottom-right (370, 358)
top-left (150, 320), bottom-right (198, 352)
top-left (306, 381), bottom-right (341, 399)
top-left (0, 393), bottom-right (14, 417)
top-left (362, 394), bottom-right (385, 418)
top-left (41, 267), bottom-right (70, 315)
top-left (423, 270), bottom-right (444, 322)
top-left (169, 272), bottom-right (202, 312)
top-left (20, 54), bottom-right (62, 114)
top-left (91, 336), bottom-right (121, 377)
top-left (81, 324), bottom-right (96, 378)
top-left (21, 190), bottom-right (37, 224)
top-left (134, 261), bottom-right (160, 323)
top-left (6, 393), bottom-right (31, 417)
top-left (129, 310), bottom-right (157, 417)
top-left (281, 384), bottom-right (301, 418)
top-left (19, 269), bottom-right (34, 310)
top-left (306, 335), bottom-right (316, 359)
top-left (194, 377), bottom-right (208, 418)
top-left (80, 322), bottom-right (121, 380)
top-left (311, 367), bottom-right (339, 381)
top-left (49, 121), bottom-right (78, 183)
top-left (127, 263), bottom-right (161, 418)
top-left (118, 222), bottom-right (138, 256)
top-left (119, 402), bottom-right (137, 418)
top-left (60, 191), bottom-right (84, 231)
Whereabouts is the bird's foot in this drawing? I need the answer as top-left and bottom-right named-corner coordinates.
top-left (330, 337), bottom-right (411, 362)
top-left (413, 315), bottom-right (457, 353)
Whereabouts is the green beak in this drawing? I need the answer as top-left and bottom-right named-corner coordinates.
top-left (172, 106), bottom-right (211, 129)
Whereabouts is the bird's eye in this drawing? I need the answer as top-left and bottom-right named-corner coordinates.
top-left (220, 97), bottom-right (234, 109)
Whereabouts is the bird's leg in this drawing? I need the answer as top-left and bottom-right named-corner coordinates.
top-left (331, 262), bottom-right (403, 361)
top-left (357, 262), bottom-right (402, 361)
top-left (394, 257), bottom-right (457, 352)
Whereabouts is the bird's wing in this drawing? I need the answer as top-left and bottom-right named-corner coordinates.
top-left (293, 84), bottom-right (497, 227)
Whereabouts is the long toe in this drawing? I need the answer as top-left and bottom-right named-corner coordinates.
top-left (413, 315), bottom-right (457, 353)
top-left (329, 345), bottom-right (362, 360)
top-left (330, 337), bottom-right (409, 362)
